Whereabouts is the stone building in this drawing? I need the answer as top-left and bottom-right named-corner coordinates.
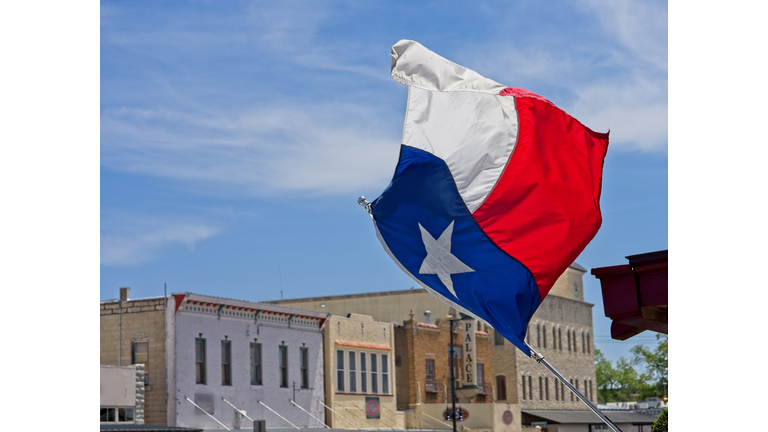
top-left (514, 263), bottom-right (598, 411)
top-left (323, 313), bottom-right (401, 429)
top-left (100, 289), bottom-right (330, 430)
top-left (268, 263), bottom-right (597, 428)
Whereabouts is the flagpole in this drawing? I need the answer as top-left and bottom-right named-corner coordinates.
top-left (525, 343), bottom-right (623, 432)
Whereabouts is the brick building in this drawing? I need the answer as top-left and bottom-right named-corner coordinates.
top-left (323, 314), bottom-right (401, 429)
top-left (100, 288), bottom-right (169, 425)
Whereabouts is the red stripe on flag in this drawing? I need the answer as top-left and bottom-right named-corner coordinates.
top-left (472, 91), bottom-right (609, 299)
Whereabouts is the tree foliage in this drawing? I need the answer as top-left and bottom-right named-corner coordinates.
top-left (595, 334), bottom-right (668, 403)
top-left (652, 407), bottom-right (668, 432)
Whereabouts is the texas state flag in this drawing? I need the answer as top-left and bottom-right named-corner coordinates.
top-left (369, 40), bottom-right (609, 354)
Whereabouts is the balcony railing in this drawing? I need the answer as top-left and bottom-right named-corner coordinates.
top-left (425, 382), bottom-right (445, 393)
top-left (477, 383), bottom-right (493, 395)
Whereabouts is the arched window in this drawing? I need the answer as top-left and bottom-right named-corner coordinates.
top-left (542, 324), bottom-right (547, 348)
top-left (536, 323), bottom-right (541, 347)
top-left (558, 327), bottom-right (563, 351)
top-left (539, 376), bottom-right (543, 400)
top-left (586, 331), bottom-right (591, 354)
top-left (496, 375), bottom-right (507, 401)
top-left (521, 374), bottom-right (526, 400)
top-left (567, 328), bottom-right (571, 352)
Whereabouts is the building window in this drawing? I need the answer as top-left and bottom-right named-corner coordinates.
top-left (555, 377), bottom-right (559, 401)
top-left (521, 374), bottom-right (527, 400)
top-left (494, 330), bottom-right (505, 345)
top-left (496, 375), bottom-right (507, 401)
top-left (300, 347), bottom-right (309, 389)
top-left (425, 359), bottom-right (435, 391)
top-left (542, 325), bottom-right (547, 348)
top-left (348, 350), bottom-right (357, 393)
top-left (360, 352), bottom-right (368, 393)
top-left (336, 350), bottom-right (345, 392)
top-left (573, 329), bottom-right (578, 352)
top-left (536, 323), bottom-right (541, 347)
top-left (477, 363), bottom-right (484, 386)
top-left (370, 353), bottom-right (378, 394)
top-left (195, 338), bottom-right (206, 385)
top-left (528, 376), bottom-right (533, 400)
top-left (552, 326), bottom-right (556, 350)
top-left (221, 340), bottom-right (232, 386)
top-left (567, 329), bottom-right (572, 352)
top-left (582, 331), bottom-right (586, 353)
top-left (539, 376), bottom-right (543, 400)
top-left (279, 345), bottom-right (288, 388)
top-left (132, 340), bottom-right (148, 364)
top-left (101, 407), bottom-right (134, 423)
top-left (558, 328), bottom-right (563, 351)
top-left (570, 379), bottom-right (575, 401)
top-left (545, 377), bottom-right (550, 400)
top-left (250, 343), bottom-right (262, 386)
top-left (381, 353), bottom-right (390, 394)
top-left (132, 340), bottom-right (149, 385)
top-left (586, 331), bottom-right (591, 354)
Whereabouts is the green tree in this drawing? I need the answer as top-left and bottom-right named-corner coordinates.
top-left (595, 348), bottom-right (645, 402)
top-left (631, 334), bottom-right (668, 400)
top-left (652, 407), bottom-right (668, 432)
top-left (595, 334), bottom-right (668, 403)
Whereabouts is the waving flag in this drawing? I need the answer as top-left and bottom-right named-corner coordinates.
top-left (369, 40), bottom-right (609, 354)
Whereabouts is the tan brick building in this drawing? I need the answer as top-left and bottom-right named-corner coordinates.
top-left (100, 288), bottom-right (169, 425)
top-left (323, 314), bottom-right (402, 429)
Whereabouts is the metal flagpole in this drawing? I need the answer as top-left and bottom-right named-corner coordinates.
top-left (525, 343), bottom-right (623, 432)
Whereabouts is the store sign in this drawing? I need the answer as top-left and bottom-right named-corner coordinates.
top-left (461, 318), bottom-right (477, 387)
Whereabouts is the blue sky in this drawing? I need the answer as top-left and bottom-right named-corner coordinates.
top-left (99, 0), bottom-right (668, 364)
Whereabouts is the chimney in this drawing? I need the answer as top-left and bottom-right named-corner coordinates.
top-left (424, 310), bottom-right (431, 324)
top-left (120, 287), bottom-right (131, 302)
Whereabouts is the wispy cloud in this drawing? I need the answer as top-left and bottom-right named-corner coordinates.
top-left (458, 0), bottom-right (667, 151)
top-left (101, 216), bottom-right (220, 266)
top-left (101, 101), bottom-right (402, 197)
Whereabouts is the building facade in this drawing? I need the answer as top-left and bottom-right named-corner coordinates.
top-left (170, 293), bottom-right (330, 430)
top-left (393, 313), bottom-right (521, 432)
top-left (100, 288), bottom-right (170, 425)
top-left (323, 313), bottom-right (401, 429)
top-left (100, 289), bottom-right (330, 430)
top-left (269, 263), bottom-right (598, 426)
top-left (514, 264), bottom-right (598, 411)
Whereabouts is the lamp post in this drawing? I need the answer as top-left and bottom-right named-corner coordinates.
top-left (449, 317), bottom-right (458, 432)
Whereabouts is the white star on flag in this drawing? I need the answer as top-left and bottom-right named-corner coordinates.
top-left (418, 221), bottom-right (475, 299)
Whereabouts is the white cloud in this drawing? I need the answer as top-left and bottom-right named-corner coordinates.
top-left (579, 0), bottom-right (668, 72)
top-left (101, 102), bottom-right (402, 197)
top-left (568, 75), bottom-right (668, 151)
top-left (101, 216), bottom-right (220, 266)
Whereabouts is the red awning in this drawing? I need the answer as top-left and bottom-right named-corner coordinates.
top-left (591, 250), bottom-right (668, 340)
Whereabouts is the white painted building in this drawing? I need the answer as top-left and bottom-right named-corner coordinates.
top-left (168, 293), bottom-right (330, 430)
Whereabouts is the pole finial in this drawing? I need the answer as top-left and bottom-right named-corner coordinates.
top-left (358, 196), bottom-right (372, 214)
